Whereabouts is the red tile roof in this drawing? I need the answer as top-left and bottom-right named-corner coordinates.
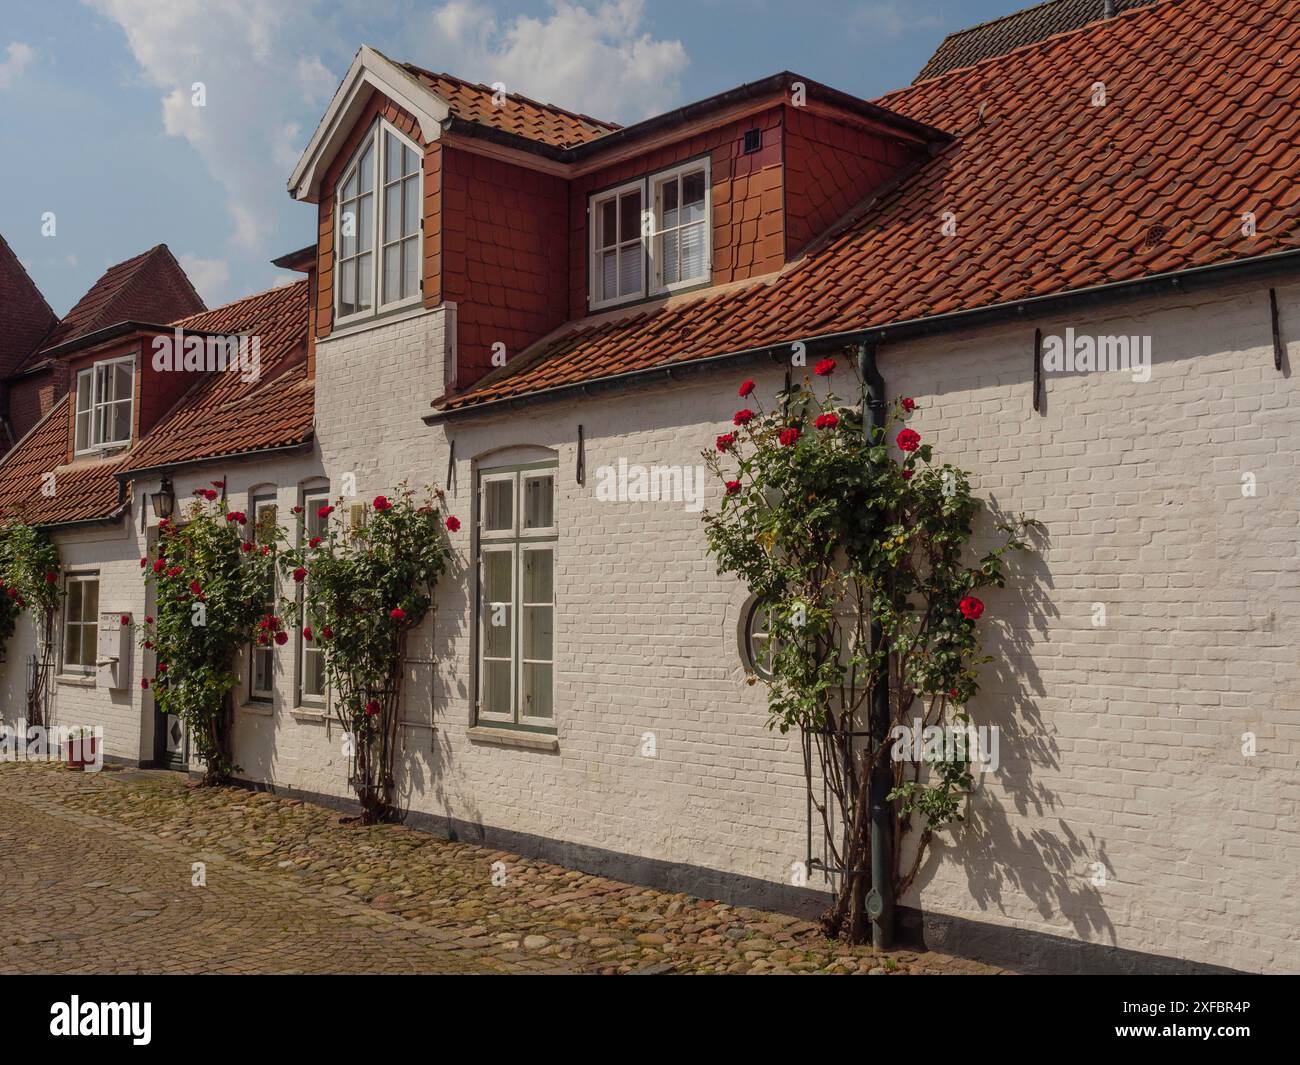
top-left (404, 65), bottom-right (619, 149)
top-left (39, 244), bottom-right (205, 353)
top-left (0, 233), bottom-right (57, 379)
top-left (439, 0), bottom-right (1300, 413)
top-left (0, 280), bottom-right (311, 527)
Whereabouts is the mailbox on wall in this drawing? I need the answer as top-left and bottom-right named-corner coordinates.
top-left (97, 612), bottom-right (131, 689)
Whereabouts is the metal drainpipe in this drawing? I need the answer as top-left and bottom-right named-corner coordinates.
top-left (856, 342), bottom-right (894, 949)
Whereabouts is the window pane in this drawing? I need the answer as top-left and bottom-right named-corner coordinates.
top-left (523, 606), bottom-right (552, 661)
top-left (339, 205), bottom-right (357, 259)
top-left (661, 177), bottom-right (679, 228)
top-left (340, 260), bottom-right (356, 316)
top-left (75, 409), bottom-right (90, 452)
top-left (618, 245), bottom-right (641, 297)
top-left (342, 168), bottom-right (357, 201)
top-left (385, 132), bottom-right (401, 182)
top-left (482, 550), bottom-right (513, 658)
top-left (384, 182), bottom-right (401, 243)
top-left (65, 624), bottom-right (81, 669)
top-left (661, 228), bottom-right (680, 286)
top-left (358, 142), bottom-right (374, 193)
top-left (600, 200), bottom-right (617, 249)
top-left (82, 580), bottom-right (98, 620)
top-left (303, 648), bottom-right (326, 697)
top-left (403, 175), bottom-right (420, 237)
top-left (357, 194), bottom-right (373, 252)
top-left (483, 660), bottom-right (511, 714)
top-left (254, 648), bottom-right (273, 693)
top-left (66, 580), bottom-right (82, 623)
top-left (255, 503), bottom-right (277, 544)
top-left (483, 479), bottom-right (513, 532)
top-left (523, 475), bottom-right (553, 530)
top-left (383, 244), bottom-right (400, 304)
top-left (600, 249), bottom-right (617, 301)
top-left (305, 496), bottom-right (328, 538)
top-left (682, 170), bottom-right (706, 221)
top-left (356, 252), bottom-right (372, 310)
top-left (81, 624), bottom-right (97, 667)
top-left (619, 190), bottom-right (641, 242)
top-left (109, 399), bottom-right (131, 443)
top-left (114, 361), bottom-right (133, 400)
top-left (680, 222), bottom-right (706, 282)
top-left (404, 144), bottom-right (418, 176)
top-left (523, 548), bottom-right (552, 603)
top-left (402, 238), bottom-right (419, 300)
top-left (522, 663), bottom-right (553, 718)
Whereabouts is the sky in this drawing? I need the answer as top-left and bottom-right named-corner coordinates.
top-left (0, 0), bottom-right (1027, 315)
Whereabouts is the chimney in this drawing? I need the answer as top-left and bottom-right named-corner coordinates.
top-left (1104, 0), bottom-right (1117, 16)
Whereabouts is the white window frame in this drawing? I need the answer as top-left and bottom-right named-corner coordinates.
top-left (648, 157), bottom-right (712, 296)
top-left (333, 118), bottom-right (423, 327)
top-left (74, 354), bottom-right (135, 455)
top-left (297, 486), bottom-right (331, 708)
top-left (588, 177), bottom-right (648, 311)
top-left (248, 492), bottom-right (278, 702)
top-left (62, 573), bottom-right (99, 675)
top-left (475, 464), bottom-right (557, 731)
top-left (587, 158), bottom-right (712, 311)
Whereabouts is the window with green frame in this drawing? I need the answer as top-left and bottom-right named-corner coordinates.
top-left (476, 461), bottom-right (557, 731)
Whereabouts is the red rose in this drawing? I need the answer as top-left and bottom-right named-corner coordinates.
top-left (157, 663), bottom-right (167, 674)
top-left (779, 427), bottom-right (800, 447)
top-left (120, 614), bottom-right (131, 626)
top-left (202, 489), bottom-right (218, 501)
top-left (715, 433), bottom-right (735, 453)
top-left (814, 413), bottom-right (838, 430)
top-left (143, 641), bottom-right (153, 650)
top-left (901, 397), bottom-right (916, 413)
top-left (309, 536), bottom-right (322, 548)
top-left (140, 557), bottom-right (148, 568)
top-left (738, 379), bottom-right (755, 398)
top-left (725, 480), bottom-right (742, 496)
top-left (733, 408), bottom-right (755, 426)
top-left (959, 596), bottom-right (984, 621)
top-left (390, 607), bottom-right (407, 622)
top-left (292, 505), bottom-right (303, 514)
top-left (446, 516), bottom-right (461, 532)
top-left (303, 627), bottom-right (313, 642)
top-left (189, 580), bottom-right (202, 596)
top-left (153, 559), bottom-right (166, 573)
top-left (260, 546), bottom-right (270, 556)
top-left (293, 567), bottom-right (307, 583)
top-left (212, 480), bottom-right (224, 488)
top-left (321, 626), bottom-right (333, 640)
top-left (167, 566), bottom-right (183, 578)
top-left (901, 469), bottom-right (914, 481)
top-left (241, 541), bottom-right (253, 553)
top-left (159, 518), bottom-right (170, 529)
top-left (364, 700), bottom-right (381, 717)
top-left (896, 428), bottom-right (921, 453)
top-left (317, 505), bottom-right (334, 520)
top-left (141, 678), bottom-right (150, 690)
top-left (145, 615), bottom-right (153, 624)
top-left (814, 358), bottom-right (836, 377)
top-left (274, 630), bottom-right (289, 646)
top-left (4, 588), bottom-right (16, 600)
top-left (225, 512), bottom-right (240, 522)
top-left (948, 687), bottom-right (959, 698)
top-left (270, 616), bottom-right (282, 631)
top-left (256, 634), bottom-right (269, 646)
top-left (44, 572), bottom-right (58, 584)
top-left (373, 495), bottom-right (392, 511)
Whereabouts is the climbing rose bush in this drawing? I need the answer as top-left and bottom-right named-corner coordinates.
top-left (276, 484), bottom-right (457, 824)
top-left (140, 497), bottom-right (277, 784)
top-left (0, 521), bottom-right (64, 727)
top-left (703, 358), bottom-right (1036, 944)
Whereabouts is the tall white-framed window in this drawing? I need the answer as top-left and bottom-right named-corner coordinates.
top-left (62, 573), bottom-right (99, 674)
top-left (248, 492), bottom-right (278, 702)
top-left (650, 160), bottom-right (710, 293)
top-left (587, 157), bottom-right (711, 310)
top-left (589, 179), bottom-right (645, 309)
top-left (476, 462), bottom-right (557, 731)
top-left (74, 355), bottom-right (135, 454)
top-left (297, 486), bottom-right (330, 706)
top-left (334, 119), bottom-right (422, 325)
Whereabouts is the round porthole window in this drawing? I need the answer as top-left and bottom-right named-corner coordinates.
top-left (740, 596), bottom-right (777, 680)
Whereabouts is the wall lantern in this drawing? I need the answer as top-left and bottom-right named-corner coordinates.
top-left (150, 475), bottom-right (176, 521)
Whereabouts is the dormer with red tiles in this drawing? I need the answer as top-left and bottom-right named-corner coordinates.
top-left (288, 51), bottom-right (948, 395)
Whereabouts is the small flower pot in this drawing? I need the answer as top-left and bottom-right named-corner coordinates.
top-left (65, 736), bottom-right (98, 769)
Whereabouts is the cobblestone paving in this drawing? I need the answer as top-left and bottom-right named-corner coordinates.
top-left (0, 762), bottom-right (1008, 975)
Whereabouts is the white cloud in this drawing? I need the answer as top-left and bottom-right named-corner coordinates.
top-left (0, 41), bottom-right (35, 89)
top-left (415, 0), bottom-right (688, 123)
top-left (83, 1), bottom-right (340, 255)
top-left (179, 253), bottom-right (230, 303)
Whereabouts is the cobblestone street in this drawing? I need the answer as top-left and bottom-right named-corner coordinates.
top-left (0, 762), bottom-right (1007, 975)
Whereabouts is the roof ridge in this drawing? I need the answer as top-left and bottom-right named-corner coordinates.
top-left (98, 243), bottom-right (204, 327)
top-left (170, 277), bottom-right (307, 327)
top-left (907, 0), bottom-right (1174, 89)
top-left (0, 232), bottom-right (57, 322)
top-left (407, 64), bottom-right (620, 131)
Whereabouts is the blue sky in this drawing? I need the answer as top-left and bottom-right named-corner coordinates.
top-left (0, 0), bottom-right (1024, 315)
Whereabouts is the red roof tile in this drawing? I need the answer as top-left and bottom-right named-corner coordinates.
top-left (0, 233), bottom-right (57, 379)
top-left (404, 65), bottom-right (619, 149)
top-left (440, 0), bottom-right (1300, 413)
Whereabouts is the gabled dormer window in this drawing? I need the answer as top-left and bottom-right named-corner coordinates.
top-left (74, 355), bottom-right (134, 455)
top-left (588, 157), bottom-right (711, 311)
top-left (335, 119), bottom-right (423, 325)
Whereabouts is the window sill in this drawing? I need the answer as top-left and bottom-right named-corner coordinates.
top-left (238, 702), bottom-right (274, 717)
top-left (56, 674), bottom-right (96, 688)
top-left (323, 301), bottom-right (431, 343)
top-left (290, 706), bottom-right (328, 722)
top-left (467, 726), bottom-right (558, 752)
